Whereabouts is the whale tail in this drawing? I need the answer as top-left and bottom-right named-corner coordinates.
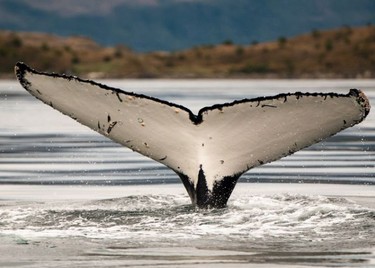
top-left (15, 62), bottom-right (370, 208)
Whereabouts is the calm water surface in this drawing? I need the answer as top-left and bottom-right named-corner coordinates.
top-left (0, 79), bottom-right (374, 267)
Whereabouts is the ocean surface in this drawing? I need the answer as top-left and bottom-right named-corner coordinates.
top-left (0, 79), bottom-right (374, 267)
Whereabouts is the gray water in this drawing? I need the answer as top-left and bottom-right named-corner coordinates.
top-left (0, 79), bottom-right (374, 267)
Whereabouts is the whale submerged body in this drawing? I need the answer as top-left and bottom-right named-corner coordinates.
top-left (15, 62), bottom-right (370, 208)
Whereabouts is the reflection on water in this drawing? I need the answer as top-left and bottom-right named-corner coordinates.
top-left (0, 79), bottom-right (374, 267)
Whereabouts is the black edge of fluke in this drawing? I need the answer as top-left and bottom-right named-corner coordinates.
top-left (14, 62), bottom-right (370, 125)
top-left (14, 62), bottom-right (200, 123)
top-left (15, 62), bottom-right (31, 90)
top-left (197, 88), bottom-right (371, 123)
top-left (349, 88), bottom-right (371, 118)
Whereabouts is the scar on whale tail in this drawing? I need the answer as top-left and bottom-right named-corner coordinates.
top-left (15, 62), bottom-right (370, 208)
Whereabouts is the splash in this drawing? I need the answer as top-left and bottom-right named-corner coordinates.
top-left (1, 193), bottom-right (374, 251)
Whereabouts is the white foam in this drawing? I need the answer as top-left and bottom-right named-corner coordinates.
top-left (1, 191), bottom-right (373, 252)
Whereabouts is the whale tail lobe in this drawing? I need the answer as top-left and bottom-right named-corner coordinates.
top-left (15, 62), bottom-right (370, 208)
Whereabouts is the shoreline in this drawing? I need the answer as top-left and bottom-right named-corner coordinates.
top-left (1, 26), bottom-right (375, 80)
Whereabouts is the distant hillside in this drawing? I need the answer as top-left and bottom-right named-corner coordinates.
top-left (1, 26), bottom-right (374, 79)
top-left (0, 0), bottom-right (374, 51)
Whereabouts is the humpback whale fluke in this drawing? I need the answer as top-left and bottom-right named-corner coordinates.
top-left (15, 62), bottom-right (370, 208)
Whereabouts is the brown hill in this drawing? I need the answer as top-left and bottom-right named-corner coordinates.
top-left (0, 25), bottom-right (374, 79)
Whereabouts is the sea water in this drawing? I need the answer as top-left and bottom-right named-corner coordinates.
top-left (0, 79), bottom-right (374, 267)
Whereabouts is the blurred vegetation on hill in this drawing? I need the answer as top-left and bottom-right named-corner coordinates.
top-left (1, 25), bottom-right (374, 79)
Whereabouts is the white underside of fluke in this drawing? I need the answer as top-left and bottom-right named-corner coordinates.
top-left (15, 63), bottom-right (370, 192)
